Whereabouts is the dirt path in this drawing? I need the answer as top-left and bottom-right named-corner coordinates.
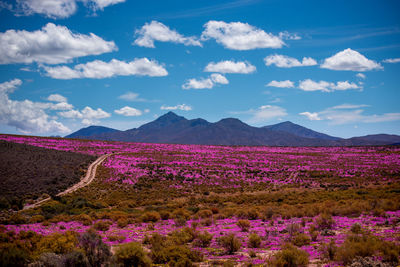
top-left (23, 153), bottom-right (113, 210)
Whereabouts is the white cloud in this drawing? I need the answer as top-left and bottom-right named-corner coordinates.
top-left (15, 0), bottom-right (125, 19)
top-left (299, 112), bottom-right (321, 121)
top-left (298, 79), bottom-right (361, 92)
top-left (235, 105), bottom-right (287, 124)
top-left (182, 77), bottom-right (214, 90)
top-left (86, 0), bottom-right (125, 10)
top-left (118, 92), bottom-right (148, 102)
top-left (160, 104), bottom-right (192, 111)
top-left (264, 54), bottom-right (317, 68)
top-left (382, 58), bottom-right (400, 63)
top-left (134, 21), bottom-right (201, 48)
top-left (17, 0), bottom-right (77, 19)
top-left (279, 31), bottom-right (301, 40)
top-left (182, 73), bottom-right (228, 89)
top-left (210, 73), bottom-right (229, 84)
top-left (0, 78), bottom-right (22, 93)
top-left (204, 60), bottom-right (256, 74)
top-left (0, 79), bottom-right (70, 133)
top-left (47, 94), bottom-right (67, 103)
top-left (201, 20), bottom-right (284, 50)
top-left (321, 48), bottom-right (382, 71)
top-left (114, 106), bottom-right (142, 116)
top-left (0, 23), bottom-right (117, 65)
top-left (44, 58), bottom-right (168, 79)
top-left (59, 106), bottom-right (110, 125)
top-left (332, 104), bottom-right (369, 109)
top-left (356, 73), bottom-right (366, 79)
top-left (300, 104), bottom-right (400, 124)
top-left (266, 80), bottom-right (294, 88)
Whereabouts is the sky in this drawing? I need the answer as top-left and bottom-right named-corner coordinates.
top-left (0, 0), bottom-right (399, 138)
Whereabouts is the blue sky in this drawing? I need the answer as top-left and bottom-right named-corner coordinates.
top-left (0, 0), bottom-right (399, 138)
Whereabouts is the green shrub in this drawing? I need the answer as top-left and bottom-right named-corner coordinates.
top-left (314, 213), bottom-right (334, 230)
top-left (78, 229), bottom-right (111, 267)
top-left (36, 231), bottom-right (79, 255)
top-left (169, 227), bottom-right (197, 245)
top-left (93, 220), bottom-right (111, 231)
top-left (117, 218), bottom-right (129, 228)
top-left (218, 234), bottom-right (242, 255)
top-left (319, 239), bottom-right (337, 260)
top-left (248, 233), bottom-right (262, 248)
top-left (247, 208), bottom-right (260, 220)
top-left (75, 214), bottom-right (92, 226)
top-left (292, 233), bottom-right (311, 247)
top-left (194, 231), bottom-right (213, 247)
top-left (197, 209), bottom-right (213, 218)
top-left (151, 245), bottom-right (202, 265)
top-left (141, 211), bottom-right (161, 223)
top-left (335, 233), bottom-right (380, 265)
top-left (270, 244), bottom-right (309, 267)
top-left (30, 215), bottom-right (45, 223)
top-left (0, 243), bottom-right (30, 266)
top-left (237, 219), bottom-right (251, 232)
top-left (114, 242), bottom-right (152, 267)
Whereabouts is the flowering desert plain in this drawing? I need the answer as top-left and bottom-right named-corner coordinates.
top-left (0, 134), bottom-right (399, 266)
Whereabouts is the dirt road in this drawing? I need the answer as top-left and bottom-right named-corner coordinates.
top-left (23, 153), bottom-right (112, 210)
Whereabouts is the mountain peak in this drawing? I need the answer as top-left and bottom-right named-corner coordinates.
top-left (156, 111), bottom-right (186, 122)
top-left (138, 112), bottom-right (187, 131)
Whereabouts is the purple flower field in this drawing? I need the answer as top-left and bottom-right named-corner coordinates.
top-left (1, 134), bottom-right (399, 266)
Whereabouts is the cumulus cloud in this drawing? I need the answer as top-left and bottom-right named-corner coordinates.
top-left (298, 79), bottom-right (361, 92)
top-left (266, 80), bottom-right (294, 88)
top-left (134, 21), bottom-right (201, 48)
top-left (47, 94), bottom-right (67, 103)
top-left (0, 79), bottom-right (70, 133)
top-left (182, 77), bottom-right (214, 90)
top-left (44, 58), bottom-right (168, 79)
top-left (204, 60), bottom-right (256, 74)
top-left (264, 54), bottom-right (317, 68)
top-left (0, 23), bottom-right (117, 65)
top-left (160, 104), bottom-right (192, 111)
top-left (182, 73), bottom-right (228, 89)
top-left (201, 20), bottom-right (284, 50)
top-left (299, 112), bottom-right (321, 121)
top-left (210, 73), bottom-right (229, 84)
top-left (114, 106), bottom-right (142, 116)
top-left (59, 106), bottom-right (110, 125)
top-left (382, 58), bottom-right (400, 63)
top-left (15, 0), bottom-right (125, 19)
top-left (321, 48), bottom-right (382, 71)
top-left (0, 78), bottom-right (22, 93)
top-left (300, 104), bottom-right (400, 124)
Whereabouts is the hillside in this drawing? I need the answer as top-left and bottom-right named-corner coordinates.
top-left (0, 140), bottom-right (96, 209)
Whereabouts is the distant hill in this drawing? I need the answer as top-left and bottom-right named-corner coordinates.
top-left (263, 121), bottom-right (341, 140)
top-left (66, 126), bottom-right (121, 139)
top-left (65, 112), bottom-right (400, 146)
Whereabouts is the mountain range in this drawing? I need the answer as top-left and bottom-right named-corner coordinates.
top-left (65, 112), bottom-right (400, 146)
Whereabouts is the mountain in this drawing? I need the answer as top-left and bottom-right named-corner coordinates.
top-left (66, 126), bottom-right (121, 139)
top-left (263, 121), bottom-right (341, 140)
top-left (65, 112), bottom-right (400, 146)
